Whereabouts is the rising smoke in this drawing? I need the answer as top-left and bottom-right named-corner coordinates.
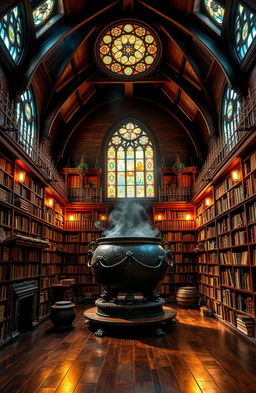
top-left (96, 201), bottom-right (160, 238)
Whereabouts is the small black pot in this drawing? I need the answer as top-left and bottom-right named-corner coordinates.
top-left (50, 301), bottom-right (76, 329)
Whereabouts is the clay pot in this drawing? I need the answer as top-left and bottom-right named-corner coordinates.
top-left (50, 301), bottom-right (76, 329)
top-left (176, 287), bottom-right (197, 308)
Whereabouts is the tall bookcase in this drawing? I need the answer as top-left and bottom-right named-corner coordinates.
top-left (153, 202), bottom-right (196, 301)
top-left (195, 148), bottom-right (256, 338)
top-left (0, 152), bottom-right (65, 346)
top-left (62, 204), bottom-right (108, 301)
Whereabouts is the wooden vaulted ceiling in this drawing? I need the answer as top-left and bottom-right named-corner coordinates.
top-left (1, 0), bottom-right (255, 166)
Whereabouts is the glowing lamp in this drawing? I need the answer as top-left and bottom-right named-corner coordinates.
top-left (205, 198), bottom-right (212, 207)
top-left (46, 198), bottom-right (54, 207)
top-left (156, 214), bottom-right (162, 221)
top-left (68, 215), bottom-right (75, 221)
top-left (100, 215), bottom-right (106, 220)
top-left (17, 171), bottom-right (25, 183)
top-left (185, 214), bottom-right (192, 220)
top-left (231, 170), bottom-right (241, 182)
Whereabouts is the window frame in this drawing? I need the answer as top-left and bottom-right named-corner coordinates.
top-left (221, 84), bottom-right (241, 153)
top-left (104, 118), bottom-right (158, 201)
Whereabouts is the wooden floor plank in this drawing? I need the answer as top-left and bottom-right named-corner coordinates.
top-left (0, 306), bottom-right (256, 393)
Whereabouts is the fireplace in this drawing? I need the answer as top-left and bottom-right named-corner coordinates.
top-left (11, 281), bottom-right (38, 338)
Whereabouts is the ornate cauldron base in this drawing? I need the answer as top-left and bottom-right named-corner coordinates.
top-left (95, 296), bottom-right (165, 319)
top-left (84, 305), bottom-right (177, 337)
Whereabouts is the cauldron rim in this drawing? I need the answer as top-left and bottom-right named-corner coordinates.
top-left (95, 236), bottom-right (162, 245)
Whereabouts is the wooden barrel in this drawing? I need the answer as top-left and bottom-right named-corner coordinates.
top-left (176, 287), bottom-right (197, 308)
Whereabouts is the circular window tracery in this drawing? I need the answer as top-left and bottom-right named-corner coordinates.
top-left (95, 21), bottom-right (161, 79)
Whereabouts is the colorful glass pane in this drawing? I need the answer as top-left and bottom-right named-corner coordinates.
top-left (16, 88), bottom-right (37, 157)
top-left (203, 0), bottom-right (225, 26)
top-left (0, 6), bottom-right (23, 63)
top-left (146, 185), bottom-right (154, 198)
top-left (107, 186), bottom-right (115, 198)
top-left (222, 87), bottom-right (240, 152)
top-left (32, 1), bottom-right (55, 27)
top-left (136, 186), bottom-right (145, 197)
top-left (96, 21), bottom-right (161, 78)
top-left (107, 120), bottom-right (154, 198)
top-left (234, 4), bottom-right (256, 61)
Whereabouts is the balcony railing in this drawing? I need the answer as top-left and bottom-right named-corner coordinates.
top-left (0, 86), bottom-right (67, 198)
top-left (193, 87), bottom-right (256, 196)
top-left (68, 187), bottom-right (102, 203)
top-left (159, 186), bottom-right (192, 202)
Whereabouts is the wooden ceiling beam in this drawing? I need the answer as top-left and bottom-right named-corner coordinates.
top-left (125, 83), bottom-right (133, 97)
top-left (123, 0), bottom-right (134, 12)
top-left (137, 0), bottom-right (244, 91)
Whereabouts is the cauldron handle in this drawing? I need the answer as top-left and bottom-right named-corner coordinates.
top-left (162, 241), bottom-right (173, 267)
top-left (87, 241), bottom-right (96, 267)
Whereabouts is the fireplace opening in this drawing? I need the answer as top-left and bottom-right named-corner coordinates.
top-left (18, 296), bottom-right (33, 332)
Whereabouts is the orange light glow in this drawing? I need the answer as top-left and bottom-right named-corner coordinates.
top-left (100, 215), bottom-right (106, 220)
top-left (17, 171), bottom-right (25, 183)
top-left (231, 170), bottom-right (241, 182)
top-left (205, 198), bottom-right (212, 207)
top-left (68, 215), bottom-right (75, 221)
top-left (185, 214), bottom-right (192, 220)
top-left (157, 214), bottom-right (162, 221)
top-left (46, 198), bottom-right (54, 207)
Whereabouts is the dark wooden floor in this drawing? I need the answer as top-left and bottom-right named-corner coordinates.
top-left (1, 306), bottom-right (256, 393)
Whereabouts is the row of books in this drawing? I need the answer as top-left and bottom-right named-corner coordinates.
top-left (174, 264), bottom-right (197, 273)
top-left (169, 274), bottom-right (197, 283)
top-left (233, 230), bottom-right (247, 245)
top-left (41, 265), bottom-right (61, 275)
top-left (39, 302), bottom-right (51, 318)
top-left (244, 152), bottom-right (256, 176)
top-left (196, 207), bottom-right (214, 227)
top-left (41, 276), bottom-right (58, 289)
top-left (249, 225), bottom-right (256, 243)
top-left (215, 173), bottom-right (241, 200)
top-left (199, 275), bottom-right (219, 286)
top-left (0, 188), bottom-right (11, 203)
top-left (0, 285), bottom-right (8, 300)
top-left (0, 158), bottom-right (12, 174)
top-left (0, 247), bottom-right (9, 261)
top-left (42, 252), bottom-right (62, 264)
top-left (217, 217), bottom-right (230, 234)
top-left (244, 173), bottom-right (256, 198)
top-left (234, 269), bottom-right (252, 291)
top-left (198, 265), bottom-right (219, 275)
top-left (170, 243), bottom-right (195, 252)
top-left (236, 315), bottom-right (255, 336)
top-left (248, 202), bottom-right (256, 223)
top-left (44, 227), bottom-right (63, 241)
top-left (10, 264), bottom-right (39, 279)
top-left (0, 209), bottom-right (12, 226)
top-left (197, 253), bottom-right (218, 264)
top-left (222, 288), bottom-right (235, 307)
top-left (11, 248), bottom-right (41, 262)
top-left (222, 307), bottom-right (236, 325)
top-left (31, 221), bottom-right (43, 236)
top-left (236, 295), bottom-right (254, 315)
top-left (161, 232), bottom-right (195, 242)
top-left (0, 171), bottom-right (12, 188)
top-left (199, 284), bottom-right (220, 300)
top-left (0, 266), bottom-right (8, 280)
top-left (218, 234), bottom-right (230, 248)
top-left (0, 304), bottom-right (5, 321)
top-left (39, 290), bottom-right (50, 303)
top-left (216, 185), bottom-right (244, 215)
top-left (61, 265), bottom-right (91, 274)
top-left (65, 220), bottom-right (100, 231)
top-left (220, 251), bottom-right (249, 265)
top-left (31, 180), bottom-right (44, 198)
top-left (155, 220), bottom-right (195, 230)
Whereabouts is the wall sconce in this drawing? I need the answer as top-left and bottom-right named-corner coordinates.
top-left (185, 214), bottom-right (192, 220)
top-left (100, 215), bottom-right (106, 221)
top-left (231, 170), bottom-right (241, 182)
top-left (16, 171), bottom-right (26, 183)
top-left (46, 198), bottom-right (54, 207)
top-left (205, 198), bottom-right (212, 207)
top-left (156, 214), bottom-right (162, 221)
top-left (68, 215), bottom-right (75, 221)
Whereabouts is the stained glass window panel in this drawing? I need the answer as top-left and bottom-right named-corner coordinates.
top-left (16, 88), bottom-right (37, 157)
top-left (0, 6), bottom-right (23, 63)
top-left (96, 21), bottom-right (161, 78)
top-left (222, 87), bottom-right (240, 153)
top-left (32, 1), bottom-right (55, 27)
top-left (106, 121), bottom-right (155, 198)
top-left (203, 0), bottom-right (225, 26)
top-left (234, 4), bottom-right (256, 61)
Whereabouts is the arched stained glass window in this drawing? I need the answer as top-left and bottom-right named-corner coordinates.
top-left (107, 121), bottom-right (155, 198)
top-left (0, 6), bottom-right (23, 63)
top-left (203, 0), bottom-right (225, 26)
top-left (32, 0), bottom-right (56, 28)
top-left (222, 87), bottom-right (240, 152)
top-left (16, 88), bottom-right (37, 156)
top-left (235, 4), bottom-right (256, 61)
top-left (96, 20), bottom-right (161, 79)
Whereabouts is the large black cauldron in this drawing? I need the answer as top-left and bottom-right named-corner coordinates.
top-left (87, 237), bottom-right (172, 299)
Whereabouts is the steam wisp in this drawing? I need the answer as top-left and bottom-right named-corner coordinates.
top-left (96, 201), bottom-right (160, 238)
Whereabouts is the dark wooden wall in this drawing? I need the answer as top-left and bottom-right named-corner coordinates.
top-left (63, 98), bottom-right (198, 169)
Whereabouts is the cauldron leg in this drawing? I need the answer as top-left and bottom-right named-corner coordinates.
top-left (154, 326), bottom-right (166, 336)
top-left (99, 288), bottom-right (118, 302)
top-left (94, 327), bottom-right (106, 337)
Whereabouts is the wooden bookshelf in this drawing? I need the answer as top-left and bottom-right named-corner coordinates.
top-left (153, 202), bottom-right (196, 301)
top-left (194, 148), bottom-right (256, 338)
